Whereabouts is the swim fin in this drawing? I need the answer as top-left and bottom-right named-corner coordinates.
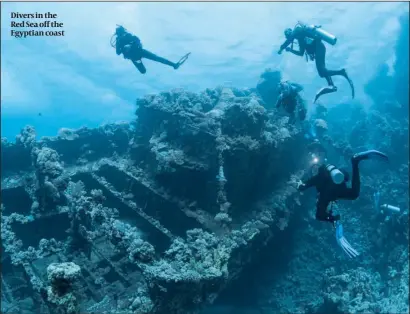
top-left (174, 52), bottom-right (191, 69)
top-left (353, 150), bottom-right (389, 163)
top-left (335, 222), bottom-right (359, 258)
top-left (313, 86), bottom-right (337, 103)
top-left (342, 69), bottom-right (355, 99)
top-left (346, 77), bottom-right (355, 99)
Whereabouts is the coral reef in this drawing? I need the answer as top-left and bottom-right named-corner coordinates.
top-left (1, 18), bottom-right (408, 311)
top-left (42, 262), bottom-right (82, 314)
top-left (1, 73), bottom-right (309, 313)
top-left (238, 16), bottom-right (409, 314)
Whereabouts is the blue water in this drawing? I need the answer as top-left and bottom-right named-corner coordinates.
top-left (1, 2), bottom-right (408, 140)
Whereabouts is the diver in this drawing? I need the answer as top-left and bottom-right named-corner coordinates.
top-left (297, 150), bottom-right (388, 257)
top-left (297, 150), bottom-right (388, 224)
top-left (277, 22), bottom-right (355, 103)
top-left (111, 25), bottom-right (190, 74)
top-left (276, 80), bottom-right (307, 123)
top-left (307, 138), bottom-right (327, 169)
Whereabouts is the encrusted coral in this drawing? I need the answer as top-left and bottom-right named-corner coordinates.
top-left (143, 229), bottom-right (234, 285)
top-left (57, 128), bottom-right (79, 141)
top-left (15, 125), bottom-right (36, 149)
top-left (47, 262), bottom-right (81, 294)
top-left (32, 147), bottom-right (64, 179)
top-left (2, 50), bottom-right (407, 314)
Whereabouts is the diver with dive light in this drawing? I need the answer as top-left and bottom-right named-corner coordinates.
top-left (111, 25), bottom-right (190, 74)
top-left (296, 150), bottom-right (388, 258)
top-left (277, 22), bottom-right (355, 103)
top-left (298, 150), bottom-right (388, 224)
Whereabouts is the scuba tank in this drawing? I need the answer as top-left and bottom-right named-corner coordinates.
top-left (380, 204), bottom-right (401, 214)
top-left (296, 21), bottom-right (337, 46)
top-left (307, 25), bottom-right (337, 46)
top-left (325, 164), bottom-right (344, 184)
top-left (373, 190), bottom-right (401, 214)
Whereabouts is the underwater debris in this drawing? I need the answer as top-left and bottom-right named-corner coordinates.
top-left (2, 59), bottom-right (408, 313)
top-left (1, 77), bottom-right (309, 313)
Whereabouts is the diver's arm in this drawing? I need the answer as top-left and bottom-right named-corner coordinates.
top-left (298, 174), bottom-right (318, 191)
top-left (116, 36), bottom-right (123, 55)
top-left (278, 38), bottom-right (293, 54)
top-left (286, 39), bottom-right (305, 57)
top-left (298, 164), bottom-right (325, 191)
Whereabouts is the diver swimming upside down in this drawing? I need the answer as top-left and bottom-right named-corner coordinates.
top-left (278, 22), bottom-right (355, 103)
top-left (112, 25), bottom-right (190, 74)
top-left (297, 150), bottom-right (388, 224)
top-left (296, 150), bottom-right (389, 258)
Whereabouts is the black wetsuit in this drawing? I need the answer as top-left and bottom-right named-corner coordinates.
top-left (279, 26), bottom-right (346, 87)
top-left (299, 158), bottom-right (360, 223)
top-left (116, 32), bottom-right (177, 74)
top-left (276, 82), bottom-right (306, 123)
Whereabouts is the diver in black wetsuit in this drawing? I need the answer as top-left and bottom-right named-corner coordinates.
top-left (276, 80), bottom-right (307, 123)
top-left (278, 22), bottom-right (355, 103)
top-left (297, 150), bottom-right (388, 226)
top-left (112, 25), bottom-right (190, 74)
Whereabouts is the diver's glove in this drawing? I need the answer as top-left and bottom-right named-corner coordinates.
top-left (335, 221), bottom-right (359, 258)
top-left (296, 180), bottom-right (306, 191)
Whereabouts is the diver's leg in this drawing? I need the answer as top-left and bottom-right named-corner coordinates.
top-left (314, 41), bottom-right (328, 78)
top-left (140, 49), bottom-right (178, 68)
top-left (132, 60), bottom-right (147, 74)
top-left (327, 68), bottom-right (355, 99)
top-left (315, 41), bottom-right (354, 99)
top-left (316, 197), bottom-right (340, 223)
top-left (315, 41), bottom-right (344, 78)
top-left (326, 69), bottom-right (345, 77)
top-left (350, 150), bottom-right (388, 197)
top-left (350, 157), bottom-right (361, 199)
top-left (341, 150), bottom-right (389, 200)
top-left (313, 42), bottom-right (338, 103)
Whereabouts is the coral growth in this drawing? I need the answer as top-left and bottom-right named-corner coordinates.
top-left (1, 51), bottom-right (408, 314)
